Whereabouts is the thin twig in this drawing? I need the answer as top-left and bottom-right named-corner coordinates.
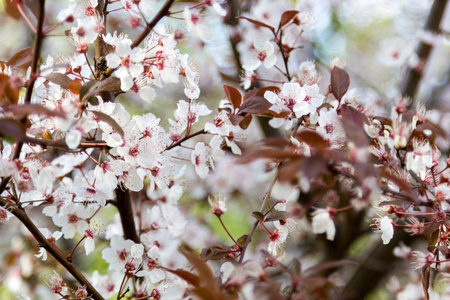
top-left (130, 0), bottom-right (177, 49)
top-left (0, 199), bottom-right (104, 299)
top-left (238, 167), bottom-right (280, 264)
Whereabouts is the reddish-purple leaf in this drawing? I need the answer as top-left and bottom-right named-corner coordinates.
top-left (427, 229), bottom-right (439, 252)
top-left (200, 244), bottom-right (233, 261)
top-left (162, 267), bottom-right (201, 287)
top-left (340, 104), bottom-right (368, 127)
top-left (303, 260), bottom-right (357, 275)
top-left (4, 0), bottom-right (20, 19)
top-left (379, 168), bottom-right (415, 197)
top-left (301, 154), bottom-right (328, 179)
top-left (238, 95), bottom-right (272, 115)
top-left (379, 199), bottom-right (412, 206)
top-left (236, 234), bottom-right (249, 246)
top-left (330, 67), bottom-right (350, 101)
top-left (242, 88), bottom-right (258, 103)
top-left (6, 47), bottom-right (34, 69)
top-left (223, 84), bottom-right (242, 110)
top-left (69, 79), bottom-right (82, 95)
top-left (0, 118), bottom-right (27, 141)
top-left (88, 110), bottom-right (124, 137)
top-left (265, 211), bottom-right (288, 222)
top-left (10, 104), bottom-right (66, 119)
top-left (278, 159), bottom-right (302, 183)
top-left (80, 77), bottom-right (122, 103)
top-left (239, 114), bottom-right (253, 129)
top-left (251, 211), bottom-right (265, 221)
top-left (341, 118), bottom-right (369, 147)
top-left (238, 16), bottom-right (276, 34)
top-left (261, 138), bottom-right (292, 147)
top-left (237, 146), bottom-right (298, 163)
top-left (280, 10), bottom-right (299, 27)
top-left (295, 130), bottom-right (327, 150)
top-left (256, 86), bottom-right (281, 96)
top-left (229, 114), bottom-right (244, 126)
top-left (45, 73), bottom-right (72, 90)
top-left (180, 248), bottom-right (224, 299)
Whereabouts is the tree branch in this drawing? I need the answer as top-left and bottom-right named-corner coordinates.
top-left (0, 200), bottom-right (104, 300)
top-left (130, 0), bottom-right (177, 49)
top-left (402, 0), bottom-right (448, 106)
top-left (115, 188), bottom-right (140, 243)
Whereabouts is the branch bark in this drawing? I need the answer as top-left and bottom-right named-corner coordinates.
top-left (0, 200), bottom-right (105, 300)
top-left (402, 0), bottom-right (448, 106)
top-left (115, 188), bottom-right (140, 243)
top-left (130, 0), bottom-right (177, 49)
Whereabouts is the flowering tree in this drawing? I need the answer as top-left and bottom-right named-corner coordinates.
top-left (0, 0), bottom-right (449, 299)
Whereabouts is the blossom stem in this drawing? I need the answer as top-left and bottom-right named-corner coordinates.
top-left (260, 222), bottom-right (272, 235)
top-left (394, 211), bottom-right (434, 216)
top-left (165, 129), bottom-right (206, 151)
top-left (67, 236), bottom-right (86, 261)
top-left (83, 53), bottom-right (97, 79)
top-left (335, 205), bottom-right (354, 213)
top-left (276, 29), bottom-right (291, 81)
top-left (168, 2), bottom-right (205, 15)
top-left (258, 78), bottom-right (285, 84)
top-left (131, 0), bottom-right (177, 49)
top-left (239, 166), bottom-right (280, 264)
top-left (217, 215), bottom-right (238, 244)
top-left (17, 4), bottom-right (37, 32)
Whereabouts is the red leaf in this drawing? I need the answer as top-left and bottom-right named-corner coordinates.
top-left (427, 229), bottom-right (439, 252)
top-left (341, 118), bottom-right (369, 147)
top-left (6, 47), bottom-right (34, 70)
top-left (4, 0), bottom-right (20, 19)
top-left (0, 118), bottom-right (27, 142)
top-left (251, 211), bottom-right (265, 221)
top-left (229, 114), bottom-right (244, 126)
top-left (300, 154), bottom-right (328, 179)
top-left (295, 130), bottom-right (327, 150)
top-left (264, 211), bottom-right (288, 222)
top-left (69, 79), bottom-right (82, 95)
top-left (45, 73), bottom-right (72, 90)
top-left (238, 16), bottom-right (276, 34)
top-left (379, 199), bottom-right (412, 206)
top-left (88, 110), bottom-right (124, 137)
top-left (223, 84), bottom-right (242, 110)
top-left (237, 146), bottom-right (297, 163)
top-left (80, 77), bottom-right (122, 104)
top-left (200, 244), bottom-right (233, 261)
top-left (162, 267), bottom-right (201, 287)
top-left (256, 86), bottom-right (281, 96)
top-left (303, 260), bottom-right (358, 275)
top-left (330, 67), bottom-right (350, 101)
top-left (239, 114), bottom-right (252, 129)
top-left (340, 104), bottom-right (368, 127)
top-left (278, 159), bottom-right (302, 183)
top-left (10, 104), bottom-right (66, 119)
top-left (238, 95), bottom-right (272, 115)
top-left (280, 10), bottom-right (299, 27)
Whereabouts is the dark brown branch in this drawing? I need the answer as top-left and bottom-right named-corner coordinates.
top-left (130, 0), bottom-right (177, 49)
top-left (24, 0), bottom-right (45, 105)
top-left (0, 0), bottom-right (47, 195)
top-left (165, 129), bottom-right (206, 151)
top-left (402, 0), bottom-right (448, 106)
top-left (0, 200), bottom-right (104, 300)
top-left (23, 137), bottom-right (109, 149)
top-left (115, 188), bottom-right (140, 243)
